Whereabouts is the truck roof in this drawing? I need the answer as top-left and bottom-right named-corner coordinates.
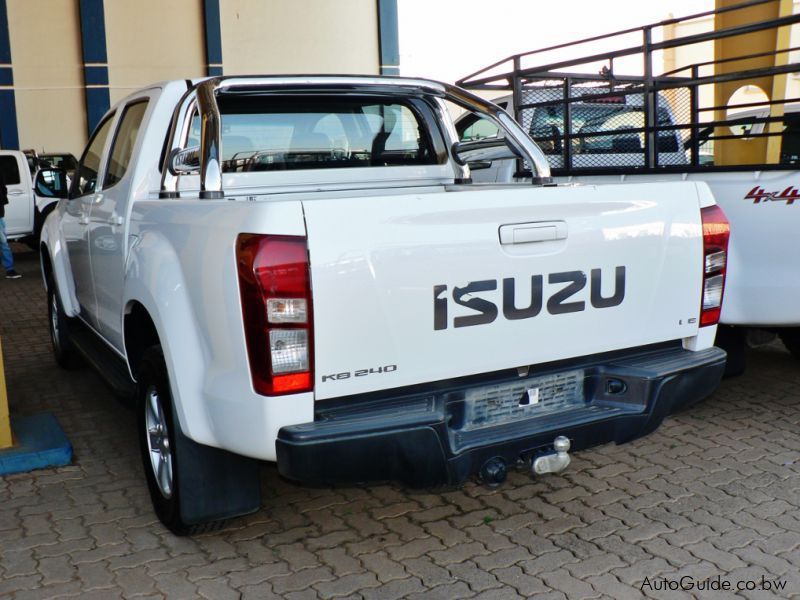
top-left (130, 75), bottom-right (454, 101)
top-left (110, 75), bottom-right (460, 120)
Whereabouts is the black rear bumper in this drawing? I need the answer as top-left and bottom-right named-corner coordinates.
top-left (276, 344), bottom-right (726, 487)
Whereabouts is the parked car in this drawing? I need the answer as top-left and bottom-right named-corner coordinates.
top-left (38, 153), bottom-right (78, 179)
top-left (458, 90), bottom-right (687, 175)
top-left (41, 76), bottom-right (726, 534)
top-left (1, 150), bottom-right (67, 246)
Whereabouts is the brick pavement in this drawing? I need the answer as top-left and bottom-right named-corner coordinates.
top-left (1, 245), bottom-right (799, 599)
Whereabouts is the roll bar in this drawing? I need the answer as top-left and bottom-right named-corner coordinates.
top-left (159, 76), bottom-right (552, 199)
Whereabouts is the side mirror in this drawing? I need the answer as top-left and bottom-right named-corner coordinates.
top-left (34, 168), bottom-right (68, 199)
top-left (168, 146), bottom-right (201, 175)
top-left (452, 138), bottom-right (523, 168)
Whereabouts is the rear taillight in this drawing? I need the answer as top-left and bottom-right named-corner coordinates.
top-left (700, 205), bottom-right (730, 327)
top-left (237, 234), bottom-right (313, 395)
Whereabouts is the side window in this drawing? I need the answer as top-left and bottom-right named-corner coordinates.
top-left (71, 116), bottom-right (115, 198)
top-left (458, 114), bottom-right (500, 141)
top-left (780, 113), bottom-right (800, 165)
top-left (0, 156), bottom-right (21, 185)
top-left (104, 100), bottom-right (148, 187)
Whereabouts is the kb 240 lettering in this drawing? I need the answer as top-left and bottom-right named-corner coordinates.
top-left (322, 365), bottom-right (398, 383)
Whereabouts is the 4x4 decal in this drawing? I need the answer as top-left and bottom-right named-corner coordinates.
top-left (745, 186), bottom-right (800, 204)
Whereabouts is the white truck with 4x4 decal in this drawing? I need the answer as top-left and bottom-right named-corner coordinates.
top-left (40, 76), bottom-right (726, 534)
top-left (457, 6), bottom-right (800, 374)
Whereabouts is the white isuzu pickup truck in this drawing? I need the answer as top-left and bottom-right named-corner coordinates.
top-left (40, 76), bottom-right (727, 534)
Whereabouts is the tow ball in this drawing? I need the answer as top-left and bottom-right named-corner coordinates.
top-left (532, 436), bottom-right (571, 476)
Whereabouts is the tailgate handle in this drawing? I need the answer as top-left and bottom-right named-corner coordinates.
top-left (499, 222), bottom-right (567, 245)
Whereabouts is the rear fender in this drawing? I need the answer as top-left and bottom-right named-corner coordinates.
top-left (124, 231), bottom-right (216, 446)
top-left (40, 205), bottom-right (80, 317)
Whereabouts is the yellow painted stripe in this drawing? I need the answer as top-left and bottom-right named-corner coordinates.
top-left (0, 336), bottom-right (11, 449)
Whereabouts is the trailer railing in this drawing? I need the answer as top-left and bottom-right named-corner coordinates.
top-left (457, 0), bottom-right (800, 174)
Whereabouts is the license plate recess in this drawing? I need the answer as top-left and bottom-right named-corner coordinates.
top-left (462, 369), bottom-right (585, 432)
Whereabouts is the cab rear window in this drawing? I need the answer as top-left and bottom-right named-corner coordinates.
top-left (188, 96), bottom-right (439, 172)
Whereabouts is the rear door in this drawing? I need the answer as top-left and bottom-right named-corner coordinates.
top-left (1, 152), bottom-right (32, 236)
top-left (90, 97), bottom-right (150, 350)
top-left (304, 182), bottom-right (705, 399)
top-left (63, 113), bottom-right (116, 328)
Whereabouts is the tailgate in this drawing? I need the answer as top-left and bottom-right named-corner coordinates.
top-left (304, 182), bottom-right (704, 400)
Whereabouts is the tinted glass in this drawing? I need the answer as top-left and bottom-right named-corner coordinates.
top-left (41, 154), bottom-right (78, 172)
top-left (0, 156), bottom-right (21, 185)
top-left (188, 96), bottom-right (438, 172)
top-left (781, 113), bottom-right (800, 165)
top-left (458, 115), bottom-right (500, 141)
top-left (105, 101), bottom-right (148, 187)
top-left (72, 116), bottom-right (114, 198)
top-left (35, 169), bottom-right (68, 198)
top-left (532, 104), bottom-right (678, 154)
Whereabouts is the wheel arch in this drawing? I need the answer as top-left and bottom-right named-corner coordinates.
top-left (123, 235), bottom-right (217, 448)
top-left (124, 301), bottom-right (160, 380)
top-left (34, 200), bottom-right (57, 241)
top-left (40, 243), bottom-right (53, 288)
top-left (39, 208), bottom-right (80, 316)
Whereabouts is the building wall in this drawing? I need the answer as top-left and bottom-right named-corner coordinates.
top-left (0, 0), bottom-right (395, 157)
top-left (220, 0), bottom-right (380, 75)
top-left (104, 0), bottom-right (207, 106)
top-left (664, 1), bottom-right (799, 165)
top-left (7, 0), bottom-right (86, 155)
top-left (665, 1), bottom-right (800, 120)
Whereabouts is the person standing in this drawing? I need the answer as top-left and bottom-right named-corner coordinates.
top-left (0, 170), bottom-right (21, 279)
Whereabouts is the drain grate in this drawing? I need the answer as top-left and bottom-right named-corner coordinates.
top-left (462, 370), bottom-right (585, 431)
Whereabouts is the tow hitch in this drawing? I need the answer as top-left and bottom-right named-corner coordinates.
top-left (479, 436), bottom-right (572, 488)
top-left (532, 436), bottom-right (571, 476)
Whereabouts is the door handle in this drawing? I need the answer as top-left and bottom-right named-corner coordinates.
top-left (108, 215), bottom-right (123, 226)
top-left (78, 215), bottom-right (89, 225)
top-left (499, 221), bottom-right (567, 245)
top-left (7, 189), bottom-right (23, 196)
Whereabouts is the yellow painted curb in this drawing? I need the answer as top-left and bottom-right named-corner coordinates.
top-left (0, 336), bottom-right (11, 449)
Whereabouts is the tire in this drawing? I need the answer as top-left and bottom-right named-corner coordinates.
top-left (714, 325), bottom-right (746, 378)
top-left (137, 346), bottom-right (199, 535)
top-left (714, 325), bottom-right (747, 377)
top-left (779, 329), bottom-right (800, 360)
top-left (47, 279), bottom-right (82, 369)
top-left (137, 345), bottom-right (260, 535)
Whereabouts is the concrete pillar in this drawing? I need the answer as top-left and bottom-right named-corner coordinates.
top-left (203, 0), bottom-right (223, 76)
top-left (714, 0), bottom-right (793, 165)
top-left (0, 0), bottom-right (18, 149)
top-left (78, 0), bottom-right (111, 137)
top-left (378, 0), bottom-right (399, 75)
